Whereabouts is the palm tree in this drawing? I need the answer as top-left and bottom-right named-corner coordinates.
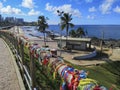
top-left (69, 29), bottom-right (76, 37)
top-left (38, 16), bottom-right (48, 46)
top-left (60, 13), bottom-right (74, 46)
top-left (76, 27), bottom-right (85, 38)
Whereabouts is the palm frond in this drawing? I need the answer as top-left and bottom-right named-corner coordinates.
top-left (61, 17), bottom-right (66, 21)
top-left (69, 29), bottom-right (76, 37)
top-left (76, 27), bottom-right (85, 37)
top-left (69, 23), bottom-right (74, 28)
top-left (61, 23), bottom-right (66, 30)
top-left (37, 15), bottom-right (49, 32)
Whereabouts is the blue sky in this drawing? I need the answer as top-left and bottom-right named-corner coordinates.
top-left (0, 0), bottom-right (120, 25)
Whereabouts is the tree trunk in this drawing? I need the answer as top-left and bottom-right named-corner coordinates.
top-left (43, 32), bottom-right (46, 46)
top-left (66, 24), bottom-right (69, 47)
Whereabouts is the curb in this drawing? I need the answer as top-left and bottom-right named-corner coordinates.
top-left (1, 38), bottom-right (26, 90)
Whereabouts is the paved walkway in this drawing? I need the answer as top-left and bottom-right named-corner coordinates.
top-left (110, 48), bottom-right (120, 60)
top-left (0, 38), bottom-right (24, 90)
top-left (32, 40), bottom-right (105, 66)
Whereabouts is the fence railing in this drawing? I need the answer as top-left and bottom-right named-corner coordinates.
top-left (0, 29), bottom-right (110, 90)
top-left (0, 31), bottom-right (33, 90)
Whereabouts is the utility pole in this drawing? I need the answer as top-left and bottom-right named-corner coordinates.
top-left (100, 31), bottom-right (104, 56)
top-left (57, 10), bottom-right (64, 57)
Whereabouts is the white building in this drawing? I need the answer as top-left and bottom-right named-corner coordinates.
top-left (54, 37), bottom-right (91, 50)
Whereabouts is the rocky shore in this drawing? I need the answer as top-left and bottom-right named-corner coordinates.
top-left (91, 37), bottom-right (120, 48)
top-left (8, 27), bottom-right (120, 64)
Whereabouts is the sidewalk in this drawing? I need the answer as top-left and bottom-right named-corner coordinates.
top-left (0, 38), bottom-right (25, 90)
top-left (28, 38), bottom-right (105, 66)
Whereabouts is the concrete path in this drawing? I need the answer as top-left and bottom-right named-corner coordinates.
top-left (110, 48), bottom-right (120, 60)
top-left (0, 38), bottom-right (25, 90)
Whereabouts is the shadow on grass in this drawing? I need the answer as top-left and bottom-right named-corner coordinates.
top-left (90, 51), bottom-right (109, 60)
top-left (32, 59), bottom-right (61, 90)
top-left (101, 61), bottom-right (120, 89)
top-left (73, 51), bottom-right (109, 61)
top-left (58, 49), bottom-right (79, 54)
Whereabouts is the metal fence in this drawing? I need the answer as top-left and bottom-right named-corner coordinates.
top-left (0, 31), bottom-right (33, 90)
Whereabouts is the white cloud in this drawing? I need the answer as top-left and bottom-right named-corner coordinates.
top-left (89, 6), bottom-right (96, 12)
top-left (45, 3), bottom-right (81, 18)
top-left (21, 0), bottom-right (34, 9)
top-left (99, 0), bottom-right (115, 14)
top-left (0, 2), bottom-right (3, 9)
top-left (0, 4), bottom-right (24, 15)
top-left (45, 3), bottom-right (53, 12)
top-left (113, 6), bottom-right (120, 13)
top-left (87, 15), bottom-right (95, 19)
top-left (28, 9), bottom-right (40, 16)
top-left (48, 20), bottom-right (58, 25)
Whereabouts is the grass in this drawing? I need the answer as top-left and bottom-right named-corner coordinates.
top-left (24, 47), bottom-right (62, 90)
top-left (65, 60), bottom-right (120, 90)
top-left (1, 32), bottom-right (120, 90)
top-left (24, 45), bottom-right (120, 89)
top-left (1, 33), bottom-right (61, 90)
top-left (12, 42), bottom-right (120, 90)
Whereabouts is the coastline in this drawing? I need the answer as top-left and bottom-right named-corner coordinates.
top-left (13, 26), bottom-right (120, 66)
top-left (8, 26), bottom-right (120, 66)
top-left (1, 26), bottom-right (120, 89)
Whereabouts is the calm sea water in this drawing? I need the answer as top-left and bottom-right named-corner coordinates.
top-left (22, 25), bottom-right (120, 40)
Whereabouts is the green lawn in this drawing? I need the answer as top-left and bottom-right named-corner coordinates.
top-left (24, 45), bottom-right (120, 90)
top-left (6, 40), bottom-right (120, 90)
top-left (24, 47), bottom-right (62, 90)
top-left (69, 61), bottom-right (120, 90)
top-left (10, 43), bottom-right (120, 90)
top-left (2, 31), bottom-right (120, 90)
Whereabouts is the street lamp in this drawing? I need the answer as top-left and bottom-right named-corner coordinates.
top-left (57, 10), bottom-right (64, 57)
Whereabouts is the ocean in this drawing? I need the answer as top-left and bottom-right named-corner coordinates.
top-left (22, 25), bottom-right (120, 40)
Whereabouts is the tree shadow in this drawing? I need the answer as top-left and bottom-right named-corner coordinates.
top-left (101, 61), bottom-right (120, 89)
top-left (73, 51), bottom-right (110, 61)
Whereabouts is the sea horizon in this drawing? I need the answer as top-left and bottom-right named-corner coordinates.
top-left (22, 25), bottom-right (120, 40)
